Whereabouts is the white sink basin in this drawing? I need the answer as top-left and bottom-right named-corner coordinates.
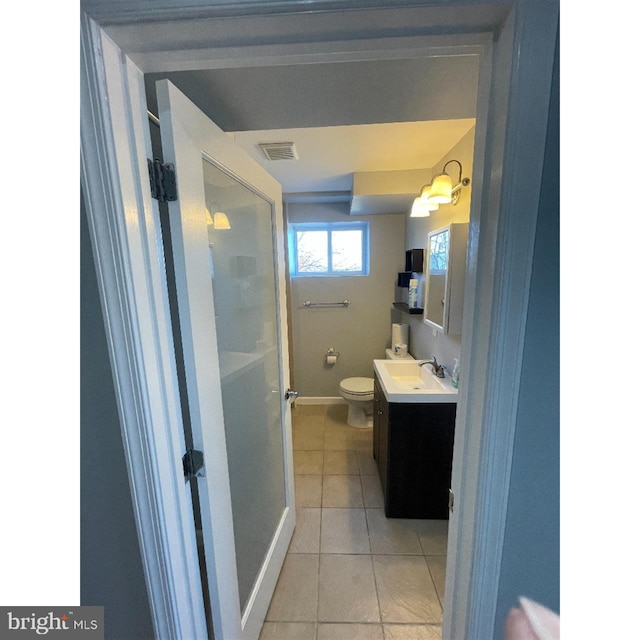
top-left (374, 359), bottom-right (458, 403)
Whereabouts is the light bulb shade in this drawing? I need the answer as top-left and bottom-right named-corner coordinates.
top-left (427, 173), bottom-right (453, 204)
top-left (213, 211), bottom-right (231, 229)
top-left (410, 196), bottom-right (437, 217)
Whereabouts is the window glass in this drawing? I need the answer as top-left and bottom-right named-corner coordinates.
top-left (331, 229), bottom-right (363, 272)
top-left (289, 222), bottom-right (369, 277)
top-left (296, 230), bottom-right (328, 272)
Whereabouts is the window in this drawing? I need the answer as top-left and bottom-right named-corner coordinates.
top-left (288, 222), bottom-right (370, 277)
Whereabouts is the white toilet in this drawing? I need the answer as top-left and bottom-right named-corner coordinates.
top-left (339, 350), bottom-right (415, 429)
top-left (339, 377), bottom-right (375, 429)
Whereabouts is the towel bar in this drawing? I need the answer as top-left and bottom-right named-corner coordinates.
top-left (303, 299), bottom-right (350, 308)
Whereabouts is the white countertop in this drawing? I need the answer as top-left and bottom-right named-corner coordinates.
top-left (374, 359), bottom-right (458, 404)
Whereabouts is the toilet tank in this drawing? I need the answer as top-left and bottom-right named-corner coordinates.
top-left (385, 349), bottom-right (415, 360)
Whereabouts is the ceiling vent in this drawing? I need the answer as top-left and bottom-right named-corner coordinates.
top-left (259, 142), bottom-right (298, 161)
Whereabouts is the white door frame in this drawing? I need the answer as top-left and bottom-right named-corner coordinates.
top-left (80, 2), bottom-right (558, 638)
top-left (80, 15), bottom-right (208, 639)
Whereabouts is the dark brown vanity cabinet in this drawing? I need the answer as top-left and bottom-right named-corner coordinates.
top-left (373, 374), bottom-right (456, 519)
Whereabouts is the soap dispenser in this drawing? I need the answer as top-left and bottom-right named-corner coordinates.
top-left (451, 358), bottom-right (460, 388)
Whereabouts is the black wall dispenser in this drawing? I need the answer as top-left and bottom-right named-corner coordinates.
top-left (397, 249), bottom-right (424, 288)
top-left (405, 249), bottom-right (424, 273)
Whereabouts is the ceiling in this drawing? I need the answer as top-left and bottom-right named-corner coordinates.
top-left (87, 1), bottom-right (489, 214)
top-left (229, 119), bottom-right (476, 194)
top-left (144, 56), bottom-right (479, 213)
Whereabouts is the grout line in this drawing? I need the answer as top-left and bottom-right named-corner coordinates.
top-left (314, 551), bottom-right (321, 626)
top-left (426, 557), bottom-right (445, 613)
top-left (318, 496), bottom-right (324, 554)
top-left (315, 405), bottom-right (330, 625)
top-left (369, 547), bottom-right (384, 627)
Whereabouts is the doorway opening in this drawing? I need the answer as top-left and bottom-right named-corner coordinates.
top-left (82, 2), bottom-right (557, 637)
top-left (147, 43), bottom-right (479, 627)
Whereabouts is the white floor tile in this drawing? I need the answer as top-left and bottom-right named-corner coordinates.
top-left (317, 622), bottom-right (384, 639)
top-left (259, 622), bottom-right (317, 640)
top-left (293, 404), bottom-right (326, 416)
top-left (361, 474), bottom-right (384, 508)
top-left (323, 450), bottom-right (360, 474)
top-left (289, 508), bottom-right (321, 553)
top-left (373, 555), bottom-right (442, 624)
top-left (266, 554), bottom-right (319, 622)
top-left (295, 475), bottom-right (323, 507)
top-left (357, 449), bottom-right (379, 475)
top-left (426, 555), bottom-right (447, 606)
top-left (354, 437), bottom-right (374, 451)
top-left (320, 508), bottom-right (370, 554)
top-left (383, 624), bottom-right (442, 639)
top-left (318, 555), bottom-right (380, 623)
top-left (324, 404), bottom-right (349, 425)
top-left (294, 450), bottom-right (324, 474)
top-left (366, 509), bottom-right (423, 554)
top-left (322, 475), bottom-right (364, 508)
top-left (324, 430), bottom-right (358, 450)
top-left (414, 520), bottom-right (449, 555)
top-left (293, 425), bottom-right (325, 450)
top-left (263, 405), bottom-right (448, 633)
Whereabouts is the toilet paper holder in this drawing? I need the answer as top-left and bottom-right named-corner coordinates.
top-left (326, 347), bottom-right (340, 364)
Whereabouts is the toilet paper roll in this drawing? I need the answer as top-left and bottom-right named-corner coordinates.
top-left (391, 323), bottom-right (409, 349)
top-left (326, 355), bottom-right (338, 365)
top-left (393, 343), bottom-right (408, 357)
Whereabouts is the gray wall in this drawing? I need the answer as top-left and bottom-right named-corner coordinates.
top-left (493, 33), bottom-right (560, 635)
top-left (287, 202), bottom-right (405, 397)
top-left (398, 127), bottom-right (475, 375)
top-left (81, 194), bottom-right (155, 639)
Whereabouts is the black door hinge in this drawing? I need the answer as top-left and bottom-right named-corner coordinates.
top-left (148, 158), bottom-right (177, 202)
top-left (182, 448), bottom-right (205, 480)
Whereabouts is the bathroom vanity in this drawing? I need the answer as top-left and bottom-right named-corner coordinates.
top-left (372, 360), bottom-right (457, 519)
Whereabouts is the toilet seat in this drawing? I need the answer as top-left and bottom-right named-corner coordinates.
top-left (340, 377), bottom-right (374, 396)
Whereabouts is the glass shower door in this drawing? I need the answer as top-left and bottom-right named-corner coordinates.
top-left (157, 78), bottom-right (295, 640)
top-left (202, 157), bottom-right (286, 613)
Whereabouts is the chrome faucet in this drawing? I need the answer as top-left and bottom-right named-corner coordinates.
top-left (418, 357), bottom-right (446, 378)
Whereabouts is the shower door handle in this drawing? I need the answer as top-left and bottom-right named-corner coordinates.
top-left (285, 389), bottom-right (299, 401)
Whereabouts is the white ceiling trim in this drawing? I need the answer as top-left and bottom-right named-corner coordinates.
top-left (119, 35), bottom-right (488, 73)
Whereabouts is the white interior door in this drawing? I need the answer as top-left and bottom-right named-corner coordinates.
top-left (156, 79), bottom-right (296, 640)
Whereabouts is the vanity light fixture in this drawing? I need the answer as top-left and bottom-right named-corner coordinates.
top-left (411, 160), bottom-right (471, 213)
top-left (213, 211), bottom-right (231, 229)
top-left (426, 159), bottom-right (471, 206)
top-left (410, 186), bottom-right (439, 218)
top-left (206, 206), bottom-right (231, 230)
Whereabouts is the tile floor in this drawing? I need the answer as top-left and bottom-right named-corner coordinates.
top-left (260, 404), bottom-right (448, 640)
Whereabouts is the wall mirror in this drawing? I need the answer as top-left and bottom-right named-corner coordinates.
top-left (424, 223), bottom-right (468, 334)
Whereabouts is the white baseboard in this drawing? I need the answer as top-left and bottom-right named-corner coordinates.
top-left (294, 396), bottom-right (347, 405)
